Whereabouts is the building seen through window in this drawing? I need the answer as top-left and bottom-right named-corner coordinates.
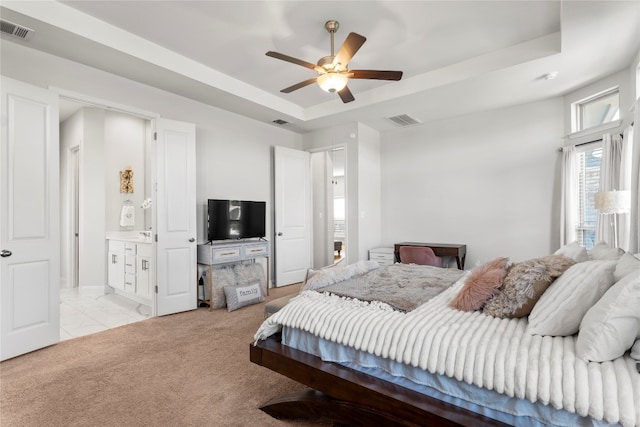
top-left (575, 147), bottom-right (602, 249)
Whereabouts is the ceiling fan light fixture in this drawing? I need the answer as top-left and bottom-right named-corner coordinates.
top-left (266, 20), bottom-right (402, 103)
top-left (317, 72), bottom-right (348, 93)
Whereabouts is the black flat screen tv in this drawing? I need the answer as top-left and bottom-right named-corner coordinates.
top-left (207, 199), bottom-right (266, 241)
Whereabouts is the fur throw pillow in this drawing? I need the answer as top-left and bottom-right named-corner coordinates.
top-left (483, 255), bottom-right (575, 318)
top-left (449, 257), bottom-right (509, 312)
top-left (210, 265), bottom-right (236, 309)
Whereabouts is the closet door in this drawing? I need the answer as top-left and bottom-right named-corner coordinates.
top-left (0, 77), bottom-right (60, 360)
top-left (154, 118), bottom-right (197, 316)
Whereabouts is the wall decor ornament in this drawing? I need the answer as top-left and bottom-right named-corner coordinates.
top-left (120, 164), bottom-right (134, 193)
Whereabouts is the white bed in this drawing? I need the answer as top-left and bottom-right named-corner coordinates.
top-left (253, 246), bottom-right (640, 427)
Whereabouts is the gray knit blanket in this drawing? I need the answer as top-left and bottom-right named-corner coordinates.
top-left (320, 263), bottom-right (465, 312)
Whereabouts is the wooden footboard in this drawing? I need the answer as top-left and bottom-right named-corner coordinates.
top-left (250, 335), bottom-right (510, 427)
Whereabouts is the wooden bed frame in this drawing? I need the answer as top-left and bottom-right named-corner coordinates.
top-left (250, 334), bottom-right (510, 427)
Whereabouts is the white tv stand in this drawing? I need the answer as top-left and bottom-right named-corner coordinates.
top-left (197, 239), bottom-right (269, 311)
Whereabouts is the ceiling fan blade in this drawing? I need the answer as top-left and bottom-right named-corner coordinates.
top-left (338, 86), bottom-right (355, 103)
top-left (266, 51), bottom-right (323, 72)
top-left (280, 77), bottom-right (318, 93)
top-left (333, 32), bottom-right (366, 68)
top-left (349, 70), bottom-right (403, 81)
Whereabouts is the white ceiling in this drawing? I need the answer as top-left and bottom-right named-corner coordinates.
top-left (1, 1), bottom-right (639, 134)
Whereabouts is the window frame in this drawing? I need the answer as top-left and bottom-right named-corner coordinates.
top-left (571, 87), bottom-right (620, 133)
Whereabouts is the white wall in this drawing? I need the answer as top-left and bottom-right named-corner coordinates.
top-left (356, 123), bottom-right (382, 262)
top-left (380, 98), bottom-right (565, 269)
top-left (2, 41), bottom-right (302, 285)
top-left (104, 111), bottom-right (147, 232)
top-left (79, 108), bottom-right (107, 286)
top-left (310, 151), bottom-right (330, 268)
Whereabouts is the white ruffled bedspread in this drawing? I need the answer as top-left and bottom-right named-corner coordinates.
top-left (255, 278), bottom-right (640, 427)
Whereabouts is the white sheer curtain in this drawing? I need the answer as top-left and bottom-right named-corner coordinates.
top-left (596, 134), bottom-right (624, 246)
top-left (618, 125), bottom-right (634, 250)
top-left (560, 146), bottom-right (577, 246)
top-left (628, 108), bottom-right (640, 253)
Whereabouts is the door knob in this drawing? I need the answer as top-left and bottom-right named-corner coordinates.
top-left (1, 250), bottom-right (12, 257)
top-left (189, 238), bottom-right (195, 242)
top-left (277, 232), bottom-right (283, 236)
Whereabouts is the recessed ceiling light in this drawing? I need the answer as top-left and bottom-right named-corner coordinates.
top-left (544, 71), bottom-right (559, 80)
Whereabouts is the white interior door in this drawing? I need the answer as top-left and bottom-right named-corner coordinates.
top-left (154, 118), bottom-right (197, 316)
top-left (1, 76), bottom-right (60, 361)
top-left (274, 146), bottom-right (311, 286)
top-left (71, 146), bottom-right (79, 288)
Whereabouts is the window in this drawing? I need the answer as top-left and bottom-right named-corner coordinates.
top-left (574, 146), bottom-right (602, 249)
top-left (572, 88), bottom-right (619, 132)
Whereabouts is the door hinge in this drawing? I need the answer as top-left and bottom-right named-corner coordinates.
top-left (153, 132), bottom-right (157, 140)
top-left (154, 234), bottom-right (158, 242)
top-left (155, 285), bottom-right (158, 294)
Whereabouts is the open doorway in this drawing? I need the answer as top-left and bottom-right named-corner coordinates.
top-left (58, 98), bottom-right (153, 340)
top-left (331, 147), bottom-right (346, 264)
top-left (310, 146), bottom-right (347, 269)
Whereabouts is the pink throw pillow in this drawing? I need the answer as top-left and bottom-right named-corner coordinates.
top-left (449, 257), bottom-right (509, 311)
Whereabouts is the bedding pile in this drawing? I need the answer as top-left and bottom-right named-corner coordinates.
top-left (320, 263), bottom-right (465, 312)
top-left (255, 275), bottom-right (640, 427)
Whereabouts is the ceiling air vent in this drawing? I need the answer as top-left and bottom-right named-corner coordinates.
top-left (386, 114), bottom-right (422, 128)
top-left (272, 119), bottom-right (289, 125)
top-left (0, 20), bottom-right (34, 40)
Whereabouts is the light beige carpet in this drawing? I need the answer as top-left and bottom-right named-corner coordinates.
top-left (0, 284), bottom-right (334, 427)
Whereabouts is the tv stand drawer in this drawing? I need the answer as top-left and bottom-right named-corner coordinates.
top-left (197, 240), bottom-right (269, 265)
top-left (198, 244), bottom-right (241, 264)
top-left (243, 243), bottom-right (268, 257)
top-left (212, 247), bottom-right (241, 262)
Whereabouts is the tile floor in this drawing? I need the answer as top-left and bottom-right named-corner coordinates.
top-left (60, 287), bottom-right (152, 341)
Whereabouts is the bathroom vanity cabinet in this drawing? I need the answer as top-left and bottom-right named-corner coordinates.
top-left (107, 238), bottom-right (153, 302)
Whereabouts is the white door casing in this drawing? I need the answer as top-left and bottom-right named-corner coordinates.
top-left (154, 118), bottom-right (197, 316)
top-left (326, 152), bottom-right (335, 266)
top-left (0, 77), bottom-right (60, 361)
top-left (274, 146), bottom-right (311, 286)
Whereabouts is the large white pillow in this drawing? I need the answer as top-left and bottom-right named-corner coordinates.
top-left (528, 260), bottom-right (616, 336)
top-left (575, 272), bottom-right (640, 362)
top-left (554, 241), bottom-right (589, 263)
top-left (588, 240), bottom-right (624, 261)
top-left (614, 252), bottom-right (640, 282)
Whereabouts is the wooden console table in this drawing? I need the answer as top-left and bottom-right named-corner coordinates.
top-left (394, 242), bottom-right (467, 270)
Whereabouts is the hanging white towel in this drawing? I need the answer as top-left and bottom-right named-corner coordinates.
top-left (120, 204), bottom-right (135, 227)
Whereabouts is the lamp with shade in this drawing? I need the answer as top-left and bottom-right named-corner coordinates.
top-left (594, 190), bottom-right (630, 248)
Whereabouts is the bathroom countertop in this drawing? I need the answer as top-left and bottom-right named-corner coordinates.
top-left (106, 231), bottom-right (152, 244)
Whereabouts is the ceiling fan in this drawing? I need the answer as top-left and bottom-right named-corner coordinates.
top-left (266, 20), bottom-right (403, 103)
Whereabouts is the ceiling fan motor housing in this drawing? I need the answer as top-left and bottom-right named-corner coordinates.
top-left (325, 20), bottom-right (339, 33)
top-left (317, 56), bottom-right (336, 69)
